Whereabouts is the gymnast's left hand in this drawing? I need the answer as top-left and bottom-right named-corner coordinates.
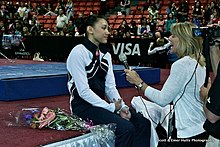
top-left (119, 106), bottom-right (131, 121)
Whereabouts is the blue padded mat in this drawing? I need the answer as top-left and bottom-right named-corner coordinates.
top-left (0, 63), bottom-right (160, 101)
top-left (0, 63), bottom-right (68, 101)
top-left (0, 63), bottom-right (67, 79)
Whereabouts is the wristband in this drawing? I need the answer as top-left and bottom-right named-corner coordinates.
top-left (117, 106), bottom-right (129, 114)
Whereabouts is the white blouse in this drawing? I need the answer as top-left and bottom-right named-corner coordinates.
top-left (145, 56), bottom-right (206, 138)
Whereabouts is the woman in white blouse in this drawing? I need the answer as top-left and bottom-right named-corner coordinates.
top-left (125, 22), bottom-right (209, 147)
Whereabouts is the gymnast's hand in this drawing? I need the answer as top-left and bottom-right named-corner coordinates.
top-left (119, 106), bottom-right (131, 121)
top-left (113, 98), bottom-right (122, 112)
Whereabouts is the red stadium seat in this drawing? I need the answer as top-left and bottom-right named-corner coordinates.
top-left (46, 19), bottom-right (55, 24)
top-left (139, 1), bottom-right (146, 6)
top-left (143, 11), bottom-right (149, 15)
top-left (108, 19), bottom-right (115, 24)
top-left (51, 16), bottom-right (57, 20)
top-left (83, 11), bottom-right (90, 16)
top-left (79, 2), bottom-right (86, 6)
top-left (125, 18), bottom-right (132, 23)
top-left (44, 16), bottom-right (51, 19)
top-left (133, 15), bottom-right (142, 19)
top-left (39, 19), bottom-right (46, 24)
top-left (113, 24), bottom-right (120, 29)
top-left (93, 2), bottom-right (100, 6)
top-left (87, 7), bottom-right (93, 11)
top-left (86, 2), bottom-right (93, 6)
top-left (117, 15), bottom-right (125, 19)
top-left (132, 19), bottom-right (140, 24)
top-left (37, 15), bottom-right (44, 19)
top-left (115, 19), bottom-right (122, 24)
top-left (79, 7), bottom-right (86, 11)
top-left (109, 15), bottom-right (117, 20)
top-left (125, 15), bottom-right (133, 19)
top-left (44, 24), bottom-right (52, 29)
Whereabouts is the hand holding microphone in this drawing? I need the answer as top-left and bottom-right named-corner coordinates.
top-left (124, 69), bottom-right (143, 86)
top-left (119, 53), bottom-right (143, 87)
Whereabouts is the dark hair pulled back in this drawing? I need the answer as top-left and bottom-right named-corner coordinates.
top-left (81, 15), bottom-right (106, 35)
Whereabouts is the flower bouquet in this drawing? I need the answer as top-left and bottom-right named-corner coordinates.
top-left (8, 107), bottom-right (116, 146)
top-left (22, 107), bottom-right (93, 131)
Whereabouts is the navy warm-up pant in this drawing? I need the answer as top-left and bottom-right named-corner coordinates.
top-left (71, 98), bottom-right (151, 147)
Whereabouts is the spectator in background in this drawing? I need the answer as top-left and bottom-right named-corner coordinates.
top-left (165, 12), bottom-right (176, 34)
top-left (17, 2), bottom-right (27, 18)
top-left (176, 0), bottom-right (189, 22)
top-left (22, 18), bottom-right (31, 30)
top-left (75, 12), bottom-right (85, 36)
top-left (44, 3), bottom-right (57, 16)
top-left (129, 20), bottom-right (138, 36)
top-left (149, 31), bottom-right (169, 68)
top-left (148, 14), bottom-right (157, 34)
top-left (122, 31), bottom-right (131, 38)
top-left (208, 8), bottom-right (220, 25)
top-left (22, 12), bottom-right (29, 22)
top-left (55, 1), bottom-right (65, 14)
top-left (117, 19), bottom-right (130, 38)
top-left (210, 1), bottom-right (218, 12)
top-left (0, 21), bottom-right (3, 49)
top-left (66, 20), bottom-right (75, 36)
top-left (100, 0), bottom-right (107, 15)
top-left (37, 3), bottom-right (48, 15)
top-left (137, 16), bottom-right (151, 36)
top-left (142, 0), bottom-right (151, 13)
top-left (111, 29), bottom-right (119, 38)
top-left (203, 3), bottom-right (212, 25)
top-left (22, 26), bottom-right (31, 36)
top-left (156, 14), bottom-right (165, 32)
top-left (166, 2), bottom-right (177, 17)
top-left (120, 0), bottom-right (130, 16)
top-left (1, 1), bottom-right (9, 24)
top-left (154, 0), bottom-right (162, 10)
top-left (59, 0), bottom-right (66, 11)
top-left (6, 0), bottom-right (15, 18)
top-left (14, 20), bottom-right (22, 35)
top-left (7, 19), bottom-right (16, 34)
top-left (52, 26), bottom-right (59, 36)
top-left (191, 1), bottom-right (203, 27)
top-left (89, 11), bottom-right (94, 16)
top-left (0, 21), bottom-right (4, 31)
top-left (30, 18), bottom-right (41, 36)
top-left (65, 0), bottom-right (73, 20)
top-left (28, 2), bottom-right (39, 16)
top-left (56, 8), bottom-right (68, 32)
top-left (148, 5), bottom-right (158, 20)
top-left (216, 0), bottom-right (220, 15)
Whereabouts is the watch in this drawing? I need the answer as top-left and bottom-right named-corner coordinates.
top-left (137, 81), bottom-right (144, 89)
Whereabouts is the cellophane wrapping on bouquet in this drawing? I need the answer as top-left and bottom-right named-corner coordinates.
top-left (7, 107), bottom-right (116, 146)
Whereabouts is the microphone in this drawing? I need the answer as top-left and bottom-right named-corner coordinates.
top-left (119, 53), bottom-right (130, 69)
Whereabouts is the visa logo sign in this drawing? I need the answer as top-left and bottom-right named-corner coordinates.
top-left (112, 43), bottom-right (141, 56)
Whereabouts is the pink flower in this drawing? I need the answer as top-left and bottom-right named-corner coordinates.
top-left (38, 107), bottom-right (56, 129)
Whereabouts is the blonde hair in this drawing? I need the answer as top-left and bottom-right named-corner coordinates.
top-left (170, 22), bottom-right (206, 67)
